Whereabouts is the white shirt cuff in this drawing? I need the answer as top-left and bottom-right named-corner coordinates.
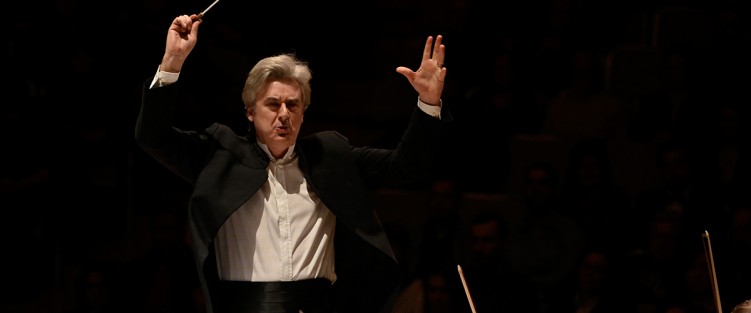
top-left (149, 65), bottom-right (180, 89)
top-left (417, 98), bottom-right (442, 119)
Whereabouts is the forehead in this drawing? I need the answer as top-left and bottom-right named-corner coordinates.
top-left (259, 80), bottom-right (301, 100)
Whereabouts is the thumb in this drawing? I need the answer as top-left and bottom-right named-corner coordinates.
top-left (191, 19), bottom-right (201, 35)
top-left (395, 66), bottom-right (413, 80)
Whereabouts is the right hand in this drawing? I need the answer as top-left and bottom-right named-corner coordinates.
top-left (395, 35), bottom-right (446, 107)
top-left (160, 14), bottom-right (201, 73)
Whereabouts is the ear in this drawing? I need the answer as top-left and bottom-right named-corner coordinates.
top-left (247, 110), bottom-right (254, 122)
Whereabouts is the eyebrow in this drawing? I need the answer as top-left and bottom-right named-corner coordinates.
top-left (262, 96), bottom-right (300, 103)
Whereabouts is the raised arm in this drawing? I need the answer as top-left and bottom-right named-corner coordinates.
top-left (395, 35), bottom-right (446, 106)
top-left (160, 14), bottom-right (202, 73)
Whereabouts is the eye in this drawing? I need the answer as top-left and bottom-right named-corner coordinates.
top-left (266, 101), bottom-right (281, 109)
top-left (285, 101), bottom-right (300, 111)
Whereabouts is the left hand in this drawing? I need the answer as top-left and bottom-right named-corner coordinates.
top-left (396, 35), bottom-right (446, 106)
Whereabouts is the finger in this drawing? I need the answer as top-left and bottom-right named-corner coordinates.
top-left (180, 15), bottom-right (192, 26)
top-left (437, 43), bottom-right (446, 67)
top-left (432, 35), bottom-right (442, 58)
top-left (192, 16), bottom-right (202, 32)
top-left (422, 36), bottom-right (434, 62)
top-left (174, 15), bottom-right (192, 32)
top-left (433, 35), bottom-right (444, 63)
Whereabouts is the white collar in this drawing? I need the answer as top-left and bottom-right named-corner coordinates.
top-left (257, 141), bottom-right (296, 162)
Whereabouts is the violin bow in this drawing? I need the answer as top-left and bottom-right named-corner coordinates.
top-left (702, 230), bottom-right (723, 313)
top-left (457, 265), bottom-right (478, 313)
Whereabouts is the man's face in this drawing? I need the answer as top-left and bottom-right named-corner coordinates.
top-left (248, 80), bottom-right (304, 158)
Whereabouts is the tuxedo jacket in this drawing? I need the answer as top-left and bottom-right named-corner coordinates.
top-left (135, 80), bottom-right (453, 313)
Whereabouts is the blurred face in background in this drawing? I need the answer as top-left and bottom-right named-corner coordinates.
top-left (469, 219), bottom-right (502, 265)
top-left (425, 273), bottom-right (454, 313)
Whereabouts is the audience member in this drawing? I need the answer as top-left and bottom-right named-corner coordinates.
top-left (413, 177), bottom-right (464, 279)
top-left (546, 249), bottom-right (634, 313)
top-left (621, 212), bottom-right (695, 313)
top-left (460, 49), bottom-right (540, 192)
top-left (702, 99), bottom-right (751, 205)
top-left (714, 202), bottom-right (751, 309)
top-left (506, 160), bottom-right (586, 312)
top-left (630, 139), bottom-right (724, 250)
top-left (627, 44), bottom-right (712, 145)
top-left (391, 263), bottom-right (467, 313)
top-left (458, 211), bottom-right (535, 313)
top-left (732, 300), bottom-right (751, 313)
top-left (662, 249), bottom-right (716, 313)
top-left (64, 260), bottom-right (118, 313)
top-left (558, 138), bottom-right (631, 253)
top-left (541, 48), bottom-right (623, 146)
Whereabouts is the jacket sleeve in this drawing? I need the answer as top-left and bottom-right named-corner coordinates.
top-left (134, 80), bottom-right (212, 184)
top-left (354, 106), bottom-right (453, 188)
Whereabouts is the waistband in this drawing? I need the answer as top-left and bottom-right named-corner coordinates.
top-left (213, 278), bottom-right (333, 313)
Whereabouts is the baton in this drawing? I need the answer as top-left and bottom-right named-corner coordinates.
top-left (193, 0), bottom-right (220, 21)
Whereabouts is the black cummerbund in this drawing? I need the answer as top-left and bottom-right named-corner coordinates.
top-left (213, 278), bottom-right (334, 313)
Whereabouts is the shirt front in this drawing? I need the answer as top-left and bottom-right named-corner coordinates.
top-left (214, 144), bottom-right (337, 282)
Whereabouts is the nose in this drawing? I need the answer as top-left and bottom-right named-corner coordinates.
top-left (279, 103), bottom-right (290, 122)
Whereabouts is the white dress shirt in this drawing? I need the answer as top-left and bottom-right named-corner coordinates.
top-left (214, 145), bottom-right (337, 282)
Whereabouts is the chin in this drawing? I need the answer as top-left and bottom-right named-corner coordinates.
top-left (271, 135), bottom-right (294, 145)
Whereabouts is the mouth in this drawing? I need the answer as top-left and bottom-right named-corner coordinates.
top-left (275, 126), bottom-right (289, 136)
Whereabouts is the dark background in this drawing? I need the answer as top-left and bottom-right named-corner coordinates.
top-left (3, 0), bottom-right (751, 312)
